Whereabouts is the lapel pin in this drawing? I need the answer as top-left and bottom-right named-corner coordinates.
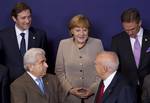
top-left (46, 81), bottom-right (48, 85)
top-left (33, 36), bottom-right (35, 40)
top-left (145, 38), bottom-right (148, 42)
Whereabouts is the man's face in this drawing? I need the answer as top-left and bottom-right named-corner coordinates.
top-left (12, 9), bottom-right (32, 31)
top-left (95, 56), bottom-right (105, 79)
top-left (31, 55), bottom-right (48, 78)
top-left (122, 21), bottom-right (141, 38)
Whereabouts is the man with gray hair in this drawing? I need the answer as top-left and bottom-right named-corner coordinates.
top-left (94, 51), bottom-right (136, 103)
top-left (10, 48), bottom-right (63, 103)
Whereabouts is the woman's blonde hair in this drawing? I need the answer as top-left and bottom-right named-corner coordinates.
top-left (68, 14), bottom-right (90, 32)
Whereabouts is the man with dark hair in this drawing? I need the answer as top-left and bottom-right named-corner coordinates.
top-left (0, 2), bottom-right (49, 82)
top-left (121, 8), bottom-right (141, 24)
top-left (111, 8), bottom-right (150, 102)
top-left (11, 2), bottom-right (32, 18)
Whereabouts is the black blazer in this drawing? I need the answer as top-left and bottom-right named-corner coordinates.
top-left (0, 65), bottom-right (9, 103)
top-left (94, 72), bottom-right (136, 103)
top-left (111, 29), bottom-right (150, 87)
top-left (0, 27), bottom-right (49, 82)
top-left (142, 74), bottom-right (150, 103)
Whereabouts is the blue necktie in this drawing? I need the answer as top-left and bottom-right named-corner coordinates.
top-left (36, 78), bottom-right (45, 94)
top-left (20, 33), bottom-right (26, 56)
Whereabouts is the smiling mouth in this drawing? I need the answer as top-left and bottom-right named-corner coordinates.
top-left (78, 36), bottom-right (87, 38)
top-left (79, 37), bottom-right (85, 39)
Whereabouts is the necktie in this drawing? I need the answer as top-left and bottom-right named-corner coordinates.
top-left (96, 81), bottom-right (105, 103)
top-left (133, 37), bottom-right (141, 67)
top-left (36, 78), bottom-right (45, 94)
top-left (20, 33), bottom-right (26, 56)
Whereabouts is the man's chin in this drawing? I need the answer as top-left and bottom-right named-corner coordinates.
top-left (130, 35), bottom-right (136, 38)
top-left (41, 73), bottom-right (46, 77)
top-left (23, 26), bottom-right (30, 30)
top-left (22, 25), bottom-right (31, 29)
top-left (78, 39), bottom-right (86, 43)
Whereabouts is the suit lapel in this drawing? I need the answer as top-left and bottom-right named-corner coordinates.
top-left (139, 30), bottom-right (150, 69)
top-left (123, 34), bottom-right (137, 68)
top-left (25, 73), bottom-right (44, 95)
top-left (10, 28), bottom-right (22, 58)
top-left (28, 27), bottom-right (37, 49)
top-left (43, 75), bottom-right (50, 97)
top-left (121, 31), bottom-right (150, 69)
top-left (102, 73), bottom-right (120, 103)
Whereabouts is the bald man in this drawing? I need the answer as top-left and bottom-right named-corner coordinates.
top-left (94, 51), bottom-right (136, 103)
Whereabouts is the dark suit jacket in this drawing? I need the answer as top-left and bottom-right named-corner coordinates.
top-left (111, 29), bottom-right (150, 87)
top-left (142, 74), bottom-right (150, 103)
top-left (0, 65), bottom-right (9, 103)
top-left (94, 72), bottom-right (136, 103)
top-left (0, 27), bottom-right (49, 82)
top-left (11, 73), bottom-right (63, 103)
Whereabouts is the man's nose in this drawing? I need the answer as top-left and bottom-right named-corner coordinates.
top-left (25, 18), bottom-right (30, 23)
top-left (44, 62), bottom-right (48, 68)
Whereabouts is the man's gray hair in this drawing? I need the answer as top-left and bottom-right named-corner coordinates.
top-left (23, 48), bottom-right (45, 70)
top-left (98, 51), bottom-right (119, 72)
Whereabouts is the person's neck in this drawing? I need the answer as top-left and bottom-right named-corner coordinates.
top-left (74, 39), bottom-right (88, 49)
top-left (15, 24), bottom-right (27, 32)
top-left (75, 42), bottom-right (85, 49)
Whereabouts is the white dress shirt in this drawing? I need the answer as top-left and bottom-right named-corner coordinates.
top-left (15, 25), bottom-right (29, 50)
top-left (27, 71), bottom-right (40, 86)
top-left (103, 71), bottom-right (117, 92)
top-left (130, 27), bottom-right (143, 52)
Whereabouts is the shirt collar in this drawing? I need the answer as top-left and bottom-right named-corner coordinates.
top-left (136, 27), bottom-right (143, 38)
top-left (103, 71), bottom-right (117, 91)
top-left (27, 71), bottom-right (38, 81)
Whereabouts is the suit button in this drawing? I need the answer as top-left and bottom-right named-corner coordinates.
top-left (79, 56), bottom-right (82, 58)
top-left (80, 70), bottom-right (83, 72)
top-left (80, 77), bottom-right (84, 80)
top-left (80, 63), bottom-right (83, 66)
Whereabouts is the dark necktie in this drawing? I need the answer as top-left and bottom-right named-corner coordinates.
top-left (96, 81), bottom-right (105, 103)
top-left (133, 37), bottom-right (141, 67)
top-left (20, 33), bottom-right (26, 56)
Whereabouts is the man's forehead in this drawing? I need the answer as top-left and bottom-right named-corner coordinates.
top-left (17, 9), bottom-right (31, 16)
top-left (36, 54), bottom-right (46, 60)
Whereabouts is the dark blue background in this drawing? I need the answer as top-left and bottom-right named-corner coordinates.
top-left (0, 0), bottom-right (150, 71)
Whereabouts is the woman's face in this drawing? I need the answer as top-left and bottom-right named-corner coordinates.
top-left (71, 27), bottom-right (88, 44)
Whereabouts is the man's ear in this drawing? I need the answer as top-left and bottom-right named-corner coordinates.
top-left (139, 20), bottom-right (142, 26)
top-left (12, 16), bottom-right (17, 22)
top-left (27, 64), bottom-right (33, 72)
top-left (103, 66), bottom-right (108, 72)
